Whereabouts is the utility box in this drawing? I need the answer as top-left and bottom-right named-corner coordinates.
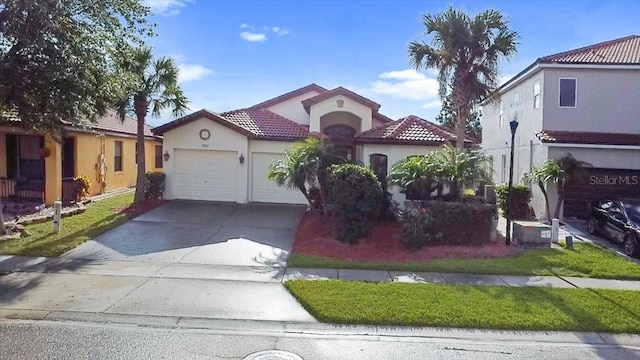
top-left (513, 221), bottom-right (552, 248)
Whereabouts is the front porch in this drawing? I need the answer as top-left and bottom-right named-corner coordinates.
top-left (0, 129), bottom-right (65, 205)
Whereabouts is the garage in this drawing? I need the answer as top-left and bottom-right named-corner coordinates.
top-left (563, 168), bottom-right (640, 219)
top-left (251, 152), bottom-right (307, 204)
top-left (173, 149), bottom-right (238, 202)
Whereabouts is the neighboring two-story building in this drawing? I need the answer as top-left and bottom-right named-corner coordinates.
top-left (482, 35), bottom-right (640, 220)
top-left (153, 84), bottom-right (474, 205)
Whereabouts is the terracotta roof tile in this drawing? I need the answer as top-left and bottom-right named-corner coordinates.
top-left (539, 35), bottom-right (640, 65)
top-left (301, 86), bottom-right (381, 113)
top-left (221, 108), bottom-right (309, 140)
top-left (536, 130), bottom-right (640, 146)
top-left (356, 115), bottom-right (476, 146)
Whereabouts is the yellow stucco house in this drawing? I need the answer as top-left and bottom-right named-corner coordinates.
top-left (0, 110), bottom-right (163, 204)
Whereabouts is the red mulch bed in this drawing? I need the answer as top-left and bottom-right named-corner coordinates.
top-left (293, 212), bottom-right (517, 262)
top-left (112, 199), bottom-right (166, 219)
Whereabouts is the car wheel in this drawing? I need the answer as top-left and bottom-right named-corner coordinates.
top-left (587, 216), bottom-right (599, 235)
top-left (623, 236), bottom-right (639, 257)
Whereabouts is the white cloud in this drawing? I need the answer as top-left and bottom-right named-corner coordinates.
top-left (240, 31), bottom-right (268, 42)
top-left (272, 26), bottom-right (289, 36)
top-left (177, 64), bottom-right (213, 83)
top-left (141, 0), bottom-right (193, 16)
top-left (239, 23), bottom-right (254, 30)
top-left (368, 69), bottom-right (439, 100)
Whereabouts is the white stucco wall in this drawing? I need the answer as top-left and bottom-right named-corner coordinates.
top-left (309, 96), bottom-right (373, 133)
top-left (266, 91), bottom-right (322, 125)
top-left (362, 144), bottom-right (441, 206)
top-left (162, 118), bottom-right (249, 202)
top-left (482, 70), bottom-right (548, 219)
top-left (542, 67), bottom-right (640, 133)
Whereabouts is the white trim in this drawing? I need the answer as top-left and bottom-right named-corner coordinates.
top-left (543, 143), bottom-right (640, 150)
top-left (558, 78), bottom-right (577, 108)
top-left (539, 63), bottom-right (640, 70)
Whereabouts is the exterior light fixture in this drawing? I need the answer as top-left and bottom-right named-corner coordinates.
top-left (163, 151), bottom-right (170, 162)
top-left (505, 119), bottom-right (519, 246)
top-left (239, 153), bottom-right (245, 164)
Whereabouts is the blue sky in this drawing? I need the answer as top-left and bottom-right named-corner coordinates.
top-left (141, 0), bottom-right (640, 127)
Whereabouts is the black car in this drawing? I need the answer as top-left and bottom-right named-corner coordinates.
top-left (587, 198), bottom-right (640, 257)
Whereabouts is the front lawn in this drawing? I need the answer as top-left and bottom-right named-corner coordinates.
top-left (285, 280), bottom-right (640, 333)
top-left (0, 193), bottom-right (160, 257)
top-left (288, 242), bottom-right (640, 280)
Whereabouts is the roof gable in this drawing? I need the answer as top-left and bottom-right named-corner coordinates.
top-left (301, 86), bottom-right (381, 114)
top-left (250, 83), bottom-right (328, 109)
top-left (221, 108), bottom-right (309, 140)
top-left (152, 109), bottom-right (254, 138)
top-left (355, 115), bottom-right (475, 146)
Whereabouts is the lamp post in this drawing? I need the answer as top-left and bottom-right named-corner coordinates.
top-left (505, 119), bottom-right (519, 245)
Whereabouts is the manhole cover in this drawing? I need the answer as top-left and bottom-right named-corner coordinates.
top-left (243, 350), bottom-right (303, 360)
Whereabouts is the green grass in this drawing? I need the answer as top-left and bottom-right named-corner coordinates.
top-left (285, 280), bottom-right (640, 333)
top-left (0, 193), bottom-right (134, 257)
top-left (288, 243), bottom-right (640, 280)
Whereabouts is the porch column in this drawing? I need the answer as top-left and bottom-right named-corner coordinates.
top-left (44, 134), bottom-right (62, 204)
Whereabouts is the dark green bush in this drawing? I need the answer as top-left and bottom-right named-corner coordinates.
top-left (397, 201), bottom-right (497, 247)
top-left (327, 163), bottom-right (384, 243)
top-left (495, 184), bottom-right (532, 220)
top-left (144, 171), bottom-right (166, 200)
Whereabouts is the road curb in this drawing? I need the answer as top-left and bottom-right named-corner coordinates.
top-left (1, 309), bottom-right (639, 347)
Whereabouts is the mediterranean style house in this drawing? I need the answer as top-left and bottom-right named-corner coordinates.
top-left (153, 84), bottom-right (474, 205)
top-left (0, 110), bottom-right (163, 204)
top-left (482, 35), bottom-right (640, 220)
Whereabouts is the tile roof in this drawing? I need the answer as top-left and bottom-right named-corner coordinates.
top-left (536, 130), bottom-right (640, 146)
top-left (250, 83), bottom-right (328, 109)
top-left (221, 108), bottom-right (309, 140)
top-left (1, 109), bottom-right (158, 138)
top-left (301, 86), bottom-right (381, 113)
top-left (355, 115), bottom-right (476, 146)
top-left (539, 35), bottom-right (640, 65)
top-left (69, 110), bottom-right (157, 138)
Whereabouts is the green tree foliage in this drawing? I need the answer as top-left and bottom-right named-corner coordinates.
top-left (0, 0), bottom-right (153, 132)
top-left (388, 145), bottom-right (491, 201)
top-left (435, 93), bottom-right (482, 140)
top-left (115, 47), bottom-right (189, 203)
top-left (409, 7), bottom-right (518, 149)
top-left (327, 164), bottom-right (384, 243)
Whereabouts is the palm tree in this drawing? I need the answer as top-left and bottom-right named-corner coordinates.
top-left (115, 47), bottom-right (189, 203)
top-left (552, 153), bottom-right (593, 219)
top-left (430, 144), bottom-right (491, 201)
top-left (524, 160), bottom-right (562, 222)
top-left (267, 136), bottom-right (342, 212)
top-left (409, 7), bottom-right (518, 149)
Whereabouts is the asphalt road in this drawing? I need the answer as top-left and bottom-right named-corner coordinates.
top-left (1, 320), bottom-right (638, 360)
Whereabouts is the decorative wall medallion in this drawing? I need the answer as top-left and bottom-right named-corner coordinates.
top-left (199, 128), bottom-right (211, 140)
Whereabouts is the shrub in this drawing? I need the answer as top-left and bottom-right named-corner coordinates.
top-left (495, 184), bottom-right (532, 220)
top-left (397, 201), bottom-right (497, 247)
top-left (327, 163), bottom-right (384, 243)
top-left (72, 175), bottom-right (91, 202)
top-left (144, 171), bottom-right (166, 200)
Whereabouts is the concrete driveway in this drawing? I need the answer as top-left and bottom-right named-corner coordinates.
top-left (62, 201), bottom-right (305, 267)
top-left (1, 201), bottom-right (315, 323)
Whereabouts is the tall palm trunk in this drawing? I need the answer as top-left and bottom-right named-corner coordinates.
top-left (134, 94), bottom-right (147, 203)
top-left (538, 180), bottom-right (552, 222)
top-left (554, 189), bottom-right (565, 220)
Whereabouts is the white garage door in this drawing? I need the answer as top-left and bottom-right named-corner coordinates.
top-left (173, 149), bottom-right (238, 202)
top-left (251, 152), bottom-right (307, 204)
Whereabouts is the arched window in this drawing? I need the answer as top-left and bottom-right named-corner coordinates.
top-left (324, 124), bottom-right (356, 143)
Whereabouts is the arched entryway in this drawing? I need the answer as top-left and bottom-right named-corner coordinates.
top-left (324, 124), bottom-right (356, 160)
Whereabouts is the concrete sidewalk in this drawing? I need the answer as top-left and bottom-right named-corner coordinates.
top-left (283, 267), bottom-right (640, 290)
